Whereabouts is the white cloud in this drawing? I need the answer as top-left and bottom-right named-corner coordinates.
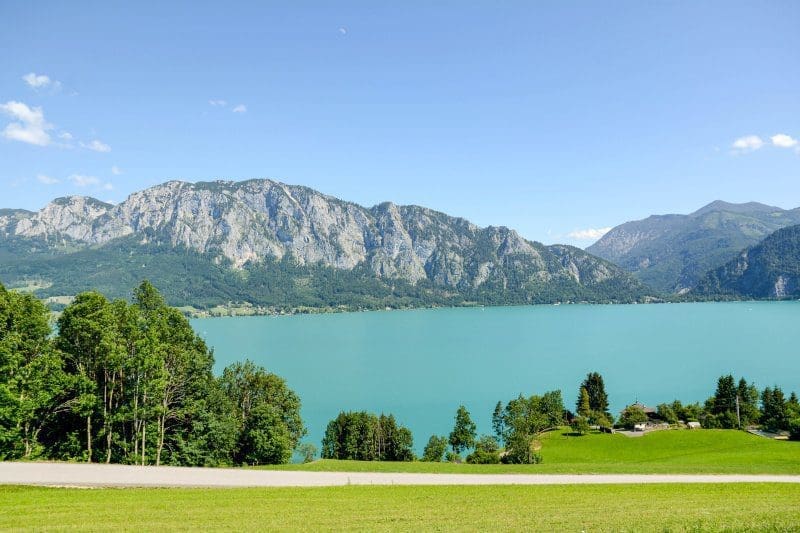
top-left (111, 165), bottom-right (122, 175)
top-left (36, 174), bottom-right (59, 185)
top-left (731, 135), bottom-right (764, 153)
top-left (68, 174), bottom-right (114, 190)
top-left (339, 27), bottom-right (347, 35)
top-left (22, 72), bottom-right (60, 90)
top-left (567, 227), bottom-right (612, 241)
top-left (209, 99), bottom-right (228, 107)
top-left (69, 174), bottom-right (100, 187)
top-left (771, 133), bottom-right (798, 148)
top-left (0, 101), bottom-right (53, 146)
top-left (232, 104), bottom-right (247, 113)
top-left (59, 131), bottom-right (73, 140)
top-left (81, 139), bottom-right (111, 152)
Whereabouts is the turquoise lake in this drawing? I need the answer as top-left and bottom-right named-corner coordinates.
top-left (193, 301), bottom-right (800, 452)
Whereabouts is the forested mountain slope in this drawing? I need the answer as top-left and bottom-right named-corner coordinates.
top-left (587, 201), bottom-right (800, 293)
top-left (693, 225), bottom-right (800, 299)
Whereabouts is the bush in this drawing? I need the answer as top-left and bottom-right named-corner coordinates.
top-left (502, 451), bottom-right (542, 464)
top-left (445, 451), bottom-right (462, 463)
top-left (789, 418), bottom-right (800, 441)
top-left (570, 416), bottom-right (590, 435)
top-left (466, 435), bottom-right (501, 464)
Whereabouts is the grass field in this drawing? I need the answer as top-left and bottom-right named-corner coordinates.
top-left (268, 429), bottom-right (800, 474)
top-left (2, 484), bottom-right (798, 531)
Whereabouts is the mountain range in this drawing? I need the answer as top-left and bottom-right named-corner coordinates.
top-left (693, 224), bottom-right (800, 299)
top-left (587, 201), bottom-right (800, 293)
top-left (0, 179), bottom-right (650, 311)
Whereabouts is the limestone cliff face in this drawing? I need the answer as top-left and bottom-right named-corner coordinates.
top-left (1, 179), bottom-right (638, 293)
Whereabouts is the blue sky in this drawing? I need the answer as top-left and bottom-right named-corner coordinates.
top-left (1, 1), bottom-right (798, 246)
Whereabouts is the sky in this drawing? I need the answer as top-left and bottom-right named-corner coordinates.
top-left (1, 1), bottom-right (798, 247)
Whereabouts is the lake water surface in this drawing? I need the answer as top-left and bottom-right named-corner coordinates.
top-left (193, 302), bottom-right (800, 452)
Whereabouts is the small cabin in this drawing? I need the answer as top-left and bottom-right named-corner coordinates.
top-left (687, 421), bottom-right (701, 429)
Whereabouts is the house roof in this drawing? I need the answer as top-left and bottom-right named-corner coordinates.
top-left (629, 401), bottom-right (656, 414)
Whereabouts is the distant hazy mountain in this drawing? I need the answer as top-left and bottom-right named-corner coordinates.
top-left (693, 225), bottom-right (800, 299)
top-left (0, 179), bottom-right (650, 310)
top-left (586, 200), bottom-right (800, 293)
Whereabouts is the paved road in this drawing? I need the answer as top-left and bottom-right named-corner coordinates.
top-left (2, 463), bottom-right (800, 488)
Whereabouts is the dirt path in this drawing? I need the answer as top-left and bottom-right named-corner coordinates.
top-left (2, 463), bottom-right (800, 488)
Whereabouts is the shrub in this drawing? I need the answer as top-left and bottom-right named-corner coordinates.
top-left (570, 416), bottom-right (590, 435)
top-left (466, 435), bottom-right (501, 464)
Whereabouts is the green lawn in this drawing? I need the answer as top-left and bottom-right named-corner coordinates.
top-left (268, 429), bottom-right (800, 474)
top-left (2, 484), bottom-right (798, 531)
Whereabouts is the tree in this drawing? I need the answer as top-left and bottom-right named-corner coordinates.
top-left (491, 401), bottom-right (505, 445)
top-left (705, 375), bottom-right (756, 429)
top-left (0, 280), bottom-right (304, 468)
top-left (219, 360), bottom-right (305, 465)
top-left (449, 405), bottom-right (477, 454)
top-left (56, 291), bottom-right (117, 462)
top-left (239, 404), bottom-right (293, 465)
top-left (576, 387), bottom-right (591, 418)
top-left (321, 411), bottom-right (413, 461)
top-left (297, 442), bottom-right (317, 463)
top-left (501, 391), bottom-right (564, 464)
top-left (422, 435), bottom-right (448, 462)
top-left (656, 403), bottom-right (678, 425)
top-left (580, 372), bottom-right (609, 417)
top-left (713, 375), bottom-right (737, 414)
top-left (466, 435), bottom-right (501, 464)
top-left (737, 378), bottom-right (760, 427)
top-left (619, 404), bottom-right (647, 430)
top-left (761, 386), bottom-right (789, 432)
top-left (0, 285), bottom-right (67, 459)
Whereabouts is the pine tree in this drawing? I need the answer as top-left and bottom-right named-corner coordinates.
top-left (580, 372), bottom-right (609, 416)
top-left (577, 387), bottom-right (591, 417)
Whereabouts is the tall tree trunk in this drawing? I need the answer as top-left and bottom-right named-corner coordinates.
top-left (141, 420), bottom-right (146, 466)
top-left (86, 415), bottom-right (93, 463)
top-left (156, 398), bottom-right (167, 466)
top-left (140, 386), bottom-right (147, 466)
top-left (133, 375), bottom-right (140, 459)
top-left (23, 421), bottom-right (32, 458)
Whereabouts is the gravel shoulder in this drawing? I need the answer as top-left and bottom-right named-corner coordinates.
top-left (3, 462), bottom-right (800, 488)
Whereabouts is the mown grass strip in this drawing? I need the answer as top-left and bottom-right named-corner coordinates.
top-left (2, 483), bottom-right (798, 531)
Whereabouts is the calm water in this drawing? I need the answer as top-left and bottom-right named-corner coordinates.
top-left (193, 302), bottom-right (800, 452)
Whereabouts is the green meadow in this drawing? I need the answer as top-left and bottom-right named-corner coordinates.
top-left (267, 429), bottom-right (800, 474)
top-left (2, 484), bottom-right (798, 531)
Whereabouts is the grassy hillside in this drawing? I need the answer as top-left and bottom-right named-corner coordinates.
top-left (2, 484), bottom-right (798, 531)
top-left (269, 429), bottom-right (800, 474)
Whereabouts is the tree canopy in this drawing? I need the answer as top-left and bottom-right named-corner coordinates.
top-left (0, 280), bottom-right (303, 466)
